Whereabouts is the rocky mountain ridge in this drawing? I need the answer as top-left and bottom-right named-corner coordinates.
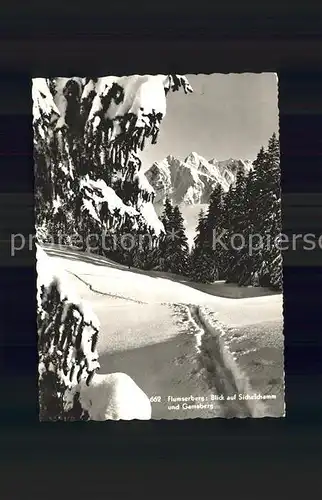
top-left (144, 151), bottom-right (252, 206)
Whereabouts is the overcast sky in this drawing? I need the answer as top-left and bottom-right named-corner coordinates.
top-left (140, 73), bottom-right (279, 171)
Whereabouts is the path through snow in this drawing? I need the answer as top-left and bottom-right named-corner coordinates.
top-left (42, 245), bottom-right (284, 418)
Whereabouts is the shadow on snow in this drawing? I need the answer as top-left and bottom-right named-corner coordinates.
top-left (42, 243), bottom-right (281, 300)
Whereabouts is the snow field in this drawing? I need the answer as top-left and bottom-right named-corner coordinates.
top-left (39, 245), bottom-right (284, 418)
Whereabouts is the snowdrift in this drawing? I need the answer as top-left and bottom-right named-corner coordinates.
top-left (79, 373), bottom-right (152, 421)
top-left (37, 244), bottom-right (153, 420)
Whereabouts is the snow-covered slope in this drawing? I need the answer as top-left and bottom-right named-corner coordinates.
top-left (43, 245), bottom-right (284, 420)
top-left (145, 151), bottom-right (252, 207)
top-left (46, 245), bottom-right (283, 331)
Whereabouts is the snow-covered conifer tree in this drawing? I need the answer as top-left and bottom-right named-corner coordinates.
top-left (33, 75), bottom-right (193, 249)
top-left (33, 74), bottom-right (193, 419)
top-left (223, 169), bottom-right (247, 283)
top-left (158, 197), bottom-right (174, 271)
top-left (205, 184), bottom-right (225, 279)
top-left (170, 205), bottom-right (190, 275)
top-left (190, 209), bottom-right (215, 283)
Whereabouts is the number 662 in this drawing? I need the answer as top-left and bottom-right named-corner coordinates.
top-left (150, 396), bottom-right (161, 403)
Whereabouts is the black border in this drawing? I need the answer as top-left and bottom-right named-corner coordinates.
top-left (1, 3), bottom-right (322, 490)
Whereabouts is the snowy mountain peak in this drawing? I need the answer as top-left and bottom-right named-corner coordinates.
top-left (145, 152), bottom-right (252, 207)
top-left (185, 151), bottom-right (210, 169)
top-left (210, 157), bottom-right (252, 171)
top-left (185, 151), bottom-right (201, 163)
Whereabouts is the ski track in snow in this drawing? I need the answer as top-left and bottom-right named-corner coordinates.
top-left (66, 270), bottom-right (148, 304)
top-left (186, 304), bottom-right (251, 418)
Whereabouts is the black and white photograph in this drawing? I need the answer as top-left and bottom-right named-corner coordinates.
top-left (33, 73), bottom-right (284, 420)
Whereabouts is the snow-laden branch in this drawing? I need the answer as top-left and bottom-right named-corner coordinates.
top-left (37, 245), bottom-right (100, 418)
top-left (33, 75), bottom-right (193, 238)
top-left (80, 175), bottom-right (139, 224)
